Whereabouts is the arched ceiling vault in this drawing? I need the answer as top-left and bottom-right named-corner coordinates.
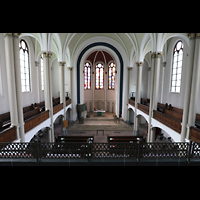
top-left (20, 33), bottom-right (189, 66)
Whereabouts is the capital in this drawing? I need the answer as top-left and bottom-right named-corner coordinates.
top-left (41, 51), bottom-right (52, 58)
top-left (58, 61), bottom-right (66, 66)
top-left (127, 67), bottom-right (133, 70)
top-left (136, 62), bottom-right (143, 67)
top-left (151, 52), bottom-right (162, 58)
top-left (68, 67), bottom-right (73, 71)
top-left (4, 33), bottom-right (22, 38)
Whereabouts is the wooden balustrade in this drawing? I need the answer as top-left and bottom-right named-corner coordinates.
top-left (66, 99), bottom-right (71, 106)
top-left (0, 126), bottom-right (17, 142)
top-left (153, 110), bottom-right (182, 133)
top-left (190, 126), bottom-right (200, 143)
top-left (53, 103), bottom-right (63, 115)
top-left (137, 103), bottom-right (149, 114)
top-left (129, 99), bottom-right (135, 107)
top-left (24, 110), bottom-right (49, 133)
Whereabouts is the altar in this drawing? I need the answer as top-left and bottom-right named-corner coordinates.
top-left (93, 110), bottom-right (106, 116)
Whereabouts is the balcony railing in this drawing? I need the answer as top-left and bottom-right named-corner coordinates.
top-left (138, 103), bottom-right (149, 115)
top-left (0, 141), bottom-right (199, 165)
top-left (153, 110), bottom-right (182, 133)
top-left (24, 110), bottom-right (49, 133)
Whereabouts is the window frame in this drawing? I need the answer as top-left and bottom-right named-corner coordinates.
top-left (95, 62), bottom-right (104, 90)
top-left (170, 40), bottom-right (184, 94)
top-left (19, 39), bottom-right (31, 93)
top-left (84, 62), bottom-right (92, 90)
top-left (108, 62), bottom-right (116, 90)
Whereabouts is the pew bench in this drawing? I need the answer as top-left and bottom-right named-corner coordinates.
top-left (56, 136), bottom-right (94, 143)
top-left (23, 104), bottom-right (35, 113)
top-left (107, 136), bottom-right (144, 143)
top-left (23, 108), bottom-right (41, 121)
top-left (0, 112), bottom-right (11, 131)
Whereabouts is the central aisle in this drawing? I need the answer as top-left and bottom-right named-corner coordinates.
top-left (63, 112), bottom-right (146, 143)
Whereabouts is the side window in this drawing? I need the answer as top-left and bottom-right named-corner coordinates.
top-left (171, 40), bottom-right (183, 93)
top-left (19, 39), bottom-right (31, 92)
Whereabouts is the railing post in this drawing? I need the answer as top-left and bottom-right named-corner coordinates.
top-left (34, 139), bottom-right (40, 165)
top-left (137, 140), bottom-right (141, 165)
top-left (187, 140), bottom-right (193, 164)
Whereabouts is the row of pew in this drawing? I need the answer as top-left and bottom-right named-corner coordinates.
top-left (56, 135), bottom-right (144, 143)
top-left (130, 96), bottom-right (200, 129)
top-left (0, 97), bottom-right (63, 132)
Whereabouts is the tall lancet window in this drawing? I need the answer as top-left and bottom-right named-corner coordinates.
top-left (19, 39), bottom-right (31, 92)
top-left (108, 62), bottom-right (116, 90)
top-left (84, 62), bottom-right (91, 90)
top-left (95, 63), bottom-right (104, 89)
top-left (171, 40), bottom-right (183, 93)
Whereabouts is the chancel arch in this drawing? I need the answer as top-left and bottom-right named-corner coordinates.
top-left (75, 42), bottom-right (126, 119)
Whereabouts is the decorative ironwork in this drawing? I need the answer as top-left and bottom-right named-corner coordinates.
top-left (0, 142), bottom-right (35, 159)
top-left (139, 142), bottom-right (189, 158)
top-left (0, 141), bottom-right (199, 163)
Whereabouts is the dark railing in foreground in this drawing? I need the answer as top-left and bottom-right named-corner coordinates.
top-left (0, 141), bottom-right (200, 165)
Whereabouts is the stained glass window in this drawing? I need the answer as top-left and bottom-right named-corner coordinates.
top-left (96, 63), bottom-right (104, 89)
top-left (108, 62), bottom-right (116, 90)
top-left (171, 40), bottom-right (183, 93)
top-left (84, 62), bottom-right (91, 90)
top-left (19, 39), bottom-right (31, 92)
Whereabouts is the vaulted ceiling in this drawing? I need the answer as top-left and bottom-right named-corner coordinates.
top-left (20, 33), bottom-right (189, 67)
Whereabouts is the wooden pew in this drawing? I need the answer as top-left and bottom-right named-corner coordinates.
top-left (23, 108), bottom-right (41, 121)
top-left (53, 97), bottom-right (60, 106)
top-left (36, 101), bottom-right (45, 112)
top-left (164, 109), bottom-right (183, 121)
top-left (56, 135), bottom-right (94, 143)
top-left (107, 136), bottom-right (144, 143)
top-left (0, 112), bottom-right (11, 131)
top-left (23, 104), bottom-right (35, 113)
top-left (157, 102), bottom-right (168, 113)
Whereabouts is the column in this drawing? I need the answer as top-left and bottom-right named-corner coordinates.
top-left (127, 67), bottom-right (133, 99)
top-left (147, 52), bottom-right (162, 142)
top-left (4, 33), bottom-right (20, 140)
top-left (180, 33), bottom-right (196, 142)
top-left (4, 33), bottom-right (25, 142)
top-left (35, 61), bottom-right (41, 103)
top-left (186, 33), bottom-right (200, 140)
top-left (13, 33), bottom-right (25, 142)
top-left (148, 53), bottom-right (155, 142)
top-left (147, 67), bottom-right (151, 99)
top-left (58, 62), bottom-right (66, 104)
top-left (160, 62), bottom-right (166, 103)
top-left (42, 52), bottom-right (54, 142)
top-left (133, 62), bottom-right (143, 136)
top-left (152, 52), bottom-right (162, 110)
top-left (59, 62), bottom-right (66, 120)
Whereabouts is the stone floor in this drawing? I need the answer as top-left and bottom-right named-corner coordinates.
top-left (61, 112), bottom-right (147, 143)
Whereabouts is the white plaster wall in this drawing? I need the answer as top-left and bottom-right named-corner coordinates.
top-left (0, 33), bottom-right (9, 114)
top-left (162, 37), bottom-right (189, 110)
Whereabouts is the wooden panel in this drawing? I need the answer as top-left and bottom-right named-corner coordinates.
top-left (153, 110), bottom-right (182, 133)
top-left (164, 109), bottom-right (183, 121)
top-left (129, 99), bottom-right (135, 107)
top-left (24, 110), bottom-right (49, 133)
top-left (138, 103), bottom-right (149, 114)
top-left (53, 103), bottom-right (63, 115)
top-left (190, 126), bottom-right (200, 143)
top-left (0, 126), bottom-right (17, 142)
